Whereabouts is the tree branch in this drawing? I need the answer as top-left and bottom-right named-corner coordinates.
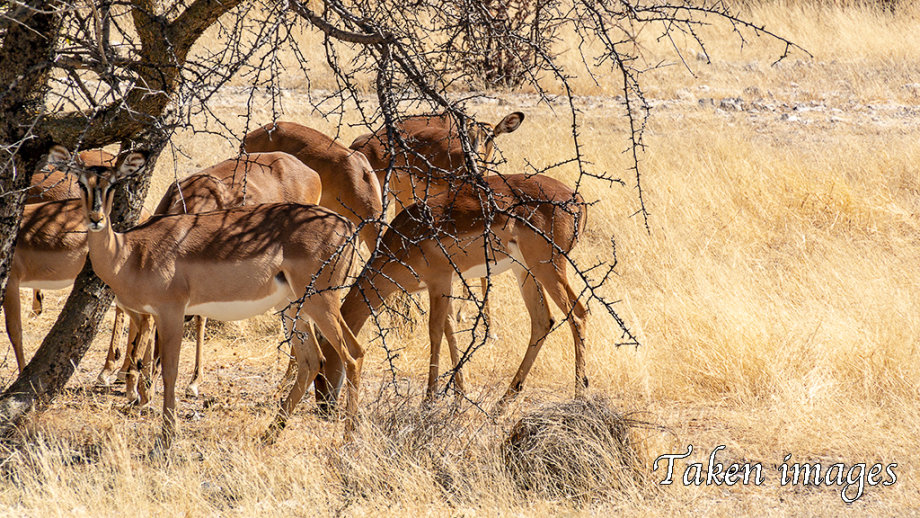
top-left (289, 0), bottom-right (390, 45)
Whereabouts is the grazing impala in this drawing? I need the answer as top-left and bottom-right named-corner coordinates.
top-left (350, 111), bottom-right (524, 210)
top-left (97, 151), bottom-right (324, 399)
top-left (315, 173), bottom-right (588, 412)
top-left (241, 122), bottom-right (383, 252)
top-left (351, 111), bottom-right (524, 326)
top-left (51, 146), bottom-right (364, 446)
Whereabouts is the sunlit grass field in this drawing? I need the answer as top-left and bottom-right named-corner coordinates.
top-left (2, 1), bottom-right (919, 514)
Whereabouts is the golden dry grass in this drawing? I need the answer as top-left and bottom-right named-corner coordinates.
top-left (2, 1), bottom-right (920, 514)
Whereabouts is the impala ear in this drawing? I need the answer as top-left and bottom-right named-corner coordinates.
top-left (47, 145), bottom-right (74, 169)
top-left (116, 151), bottom-right (147, 179)
top-left (468, 122), bottom-right (482, 153)
top-left (494, 112), bottom-right (524, 135)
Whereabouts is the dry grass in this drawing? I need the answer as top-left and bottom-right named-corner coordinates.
top-left (2, 1), bottom-right (920, 514)
top-left (503, 395), bottom-right (647, 499)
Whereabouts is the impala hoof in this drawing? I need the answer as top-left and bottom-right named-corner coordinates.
top-left (185, 384), bottom-right (199, 399)
top-left (148, 434), bottom-right (173, 459)
top-left (31, 294), bottom-right (43, 316)
top-left (95, 372), bottom-right (114, 387)
top-left (260, 417), bottom-right (287, 445)
top-left (493, 390), bottom-right (519, 414)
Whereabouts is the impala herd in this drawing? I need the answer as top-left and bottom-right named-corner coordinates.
top-left (2, 110), bottom-right (592, 446)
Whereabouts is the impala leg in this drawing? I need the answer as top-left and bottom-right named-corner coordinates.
top-left (97, 306), bottom-right (127, 386)
top-left (425, 284), bottom-right (454, 401)
top-left (120, 314), bottom-right (139, 389)
top-left (155, 313), bottom-right (183, 449)
top-left (30, 289), bottom-right (43, 316)
top-left (143, 321), bottom-right (159, 401)
top-left (443, 297), bottom-right (466, 397)
top-left (313, 326), bottom-right (344, 417)
top-left (263, 309), bottom-right (323, 444)
top-left (185, 316), bottom-right (206, 398)
top-left (116, 313), bottom-right (139, 384)
top-left (125, 313), bottom-right (155, 405)
top-left (537, 263), bottom-right (588, 400)
top-left (495, 267), bottom-right (554, 412)
top-left (273, 313), bottom-right (297, 401)
top-left (123, 314), bottom-right (142, 403)
top-left (309, 295), bottom-right (363, 437)
top-left (142, 330), bottom-right (161, 397)
top-left (3, 278), bottom-right (26, 373)
top-left (278, 345), bottom-right (298, 393)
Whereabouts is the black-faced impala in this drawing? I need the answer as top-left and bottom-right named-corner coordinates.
top-left (51, 146), bottom-right (364, 446)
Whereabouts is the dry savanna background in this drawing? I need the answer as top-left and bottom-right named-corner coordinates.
top-left (2, 0), bottom-right (919, 515)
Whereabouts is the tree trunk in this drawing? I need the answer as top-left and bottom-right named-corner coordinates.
top-left (0, 1), bottom-right (62, 306)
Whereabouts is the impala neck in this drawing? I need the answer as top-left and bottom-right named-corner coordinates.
top-left (85, 221), bottom-right (128, 287)
top-left (341, 276), bottom-right (394, 337)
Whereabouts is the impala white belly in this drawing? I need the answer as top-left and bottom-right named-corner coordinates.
top-left (460, 242), bottom-right (522, 279)
top-left (22, 279), bottom-right (74, 290)
top-left (186, 276), bottom-right (293, 321)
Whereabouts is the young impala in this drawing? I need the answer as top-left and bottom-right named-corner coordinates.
top-left (351, 111), bottom-right (525, 328)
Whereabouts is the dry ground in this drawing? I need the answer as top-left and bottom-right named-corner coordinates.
top-left (1, 1), bottom-right (919, 515)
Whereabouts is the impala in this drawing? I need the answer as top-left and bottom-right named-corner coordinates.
top-left (26, 149), bottom-right (116, 316)
top-left (28, 149), bottom-right (115, 203)
top-left (3, 199), bottom-right (89, 372)
top-left (350, 110), bottom-right (524, 210)
top-left (351, 111), bottom-right (524, 327)
top-left (51, 145), bottom-right (364, 446)
top-left (98, 151), bottom-right (324, 399)
top-left (241, 122), bottom-right (383, 252)
top-left (315, 173), bottom-right (588, 412)
top-left (4, 150), bottom-right (148, 374)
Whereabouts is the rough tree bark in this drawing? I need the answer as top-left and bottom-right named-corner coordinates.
top-left (0, 0), bottom-right (64, 307)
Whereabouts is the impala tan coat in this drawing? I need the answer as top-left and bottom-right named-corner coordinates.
top-left (2, 200), bottom-right (87, 371)
top-left (350, 111), bottom-right (524, 210)
top-left (242, 122), bottom-right (383, 252)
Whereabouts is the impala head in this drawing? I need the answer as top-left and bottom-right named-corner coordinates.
top-left (463, 111), bottom-right (524, 169)
top-left (48, 145), bottom-right (147, 232)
